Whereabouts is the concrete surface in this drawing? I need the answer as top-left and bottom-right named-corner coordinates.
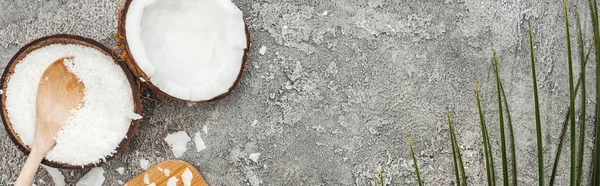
top-left (0, 0), bottom-right (597, 185)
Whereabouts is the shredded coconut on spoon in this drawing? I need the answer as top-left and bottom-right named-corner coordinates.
top-left (5, 44), bottom-right (135, 165)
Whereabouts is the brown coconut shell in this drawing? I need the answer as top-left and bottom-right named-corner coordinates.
top-left (0, 34), bottom-right (143, 169)
top-left (115, 0), bottom-right (252, 102)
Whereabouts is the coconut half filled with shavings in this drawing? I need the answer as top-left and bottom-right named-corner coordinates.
top-left (117, 0), bottom-right (251, 102)
top-left (0, 35), bottom-right (142, 169)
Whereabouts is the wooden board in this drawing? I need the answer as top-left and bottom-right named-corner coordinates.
top-left (125, 160), bottom-right (208, 186)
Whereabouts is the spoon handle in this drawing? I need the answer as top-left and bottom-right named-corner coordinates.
top-left (14, 148), bottom-right (45, 186)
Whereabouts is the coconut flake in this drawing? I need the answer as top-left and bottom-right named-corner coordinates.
top-left (158, 167), bottom-right (163, 172)
top-left (167, 176), bottom-right (179, 186)
top-left (117, 180), bottom-right (123, 185)
top-left (194, 132), bottom-right (207, 152)
top-left (76, 167), bottom-right (105, 186)
top-left (42, 165), bottom-right (65, 186)
top-left (140, 158), bottom-right (150, 170)
top-left (249, 153), bottom-right (261, 163)
top-left (6, 44), bottom-right (134, 165)
top-left (148, 183), bottom-right (156, 186)
top-left (164, 131), bottom-right (191, 158)
top-left (181, 168), bottom-right (193, 186)
top-left (252, 120), bottom-right (258, 127)
top-left (164, 168), bottom-right (171, 177)
top-left (115, 167), bottom-right (125, 175)
top-left (259, 46), bottom-right (267, 55)
top-left (128, 113), bottom-right (143, 120)
top-left (143, 173), bottom-right (150, 184)
top-left (203, 125), bottom-right (208, 135)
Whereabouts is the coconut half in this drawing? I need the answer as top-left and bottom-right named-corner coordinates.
top-left (120, 0), bottom-right (249, 101)
top-left (0, 35), bottom-right (142, 169)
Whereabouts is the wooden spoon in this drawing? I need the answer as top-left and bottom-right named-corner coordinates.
top-left (14, 57), bottom-right (85, 186)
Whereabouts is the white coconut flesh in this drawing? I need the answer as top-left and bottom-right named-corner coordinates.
top-left (125, 0), bottom-right (247, 101)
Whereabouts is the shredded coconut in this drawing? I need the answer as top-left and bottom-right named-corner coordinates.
top-left (249, 153), bottom-right (261, 163)
top-left (167, 176), bottom-right (179, 186)
top-left (164, 168), bottom-right (171, 177)
top-left (143, 173), bottom-right (150, 184)
top-left (115, 167), bottom-right (125, 175)
top-left (75, 167), bottom-right (105, 186)
top-left (164, 131), bottom-right (191, 158)
top-left (6, 44), bottom-right (134, 165)
top-left (194, 132), bottom-right (206, 152)
top-left (258, 46), bottom-right (267, 55)
top-left (140, 158), bottom-right (150, 170)
top-left (42, 165), bottom-right (65, 186)
top-left (128, 113), bottom-right (143, 120)
top-left (181, 168), bottom-right (193, 186)
top-left (203, 125), bottom-right (208, 135)
top-left (148, 183), bottom-right (156, 186)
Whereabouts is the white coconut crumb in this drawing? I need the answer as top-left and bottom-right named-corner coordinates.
top-left (0, 90), bottom-right (3, 95)
top-left (164, 168), bottom-right (171, 177)
top-left (167, 176), bottom-right (179, 186)
top-left (75, 167), bottom-right (105, 186)
top-left (158, 167), bottom-right (163, 172)
top-left (203, 125), bottom-right (208, 135)
top-left (6, 44), bottom-right (134, 165)
top-left (115, 167), bottom-right (125, 175)
top-left (42, 165), bottom-right (65, 186)
top-left (39, 179), bottom-right (45, 184)
top-left (194, 132), bottom-right (207, 152)
top-left (252, 120), bottom-right (258, 127)
top-left (164, 131), bottom-right (191, 158)
top-left (32, 184), bottom-right (36, 186)
top-left (140, 158), bottom-right (150, 170)
top-left (148, 183), bottom-right (156, 186)
top-left (128, 112), bottom-right (143, 120)
top-left (139, 77), bottom-right (146, 82)
top-left (249, 153), bottom-right (261, 163)
top-left (258, 46), bottom-right (267, 55)
top-left (117, 180), bottom-right (123, 185)
top-left (322, 10), bottom-right (329, 16)
top-left (143, 173), bottom-right (150, 184)
top-left (181, 168), bottom-right (193, 186)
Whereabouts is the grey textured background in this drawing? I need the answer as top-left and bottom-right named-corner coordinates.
top-left (0, 0), bottom-right (598, 185)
